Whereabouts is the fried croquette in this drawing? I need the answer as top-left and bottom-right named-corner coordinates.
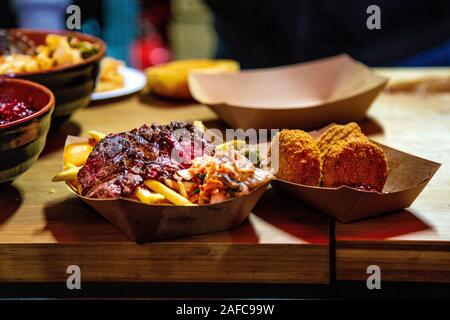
top-left (275, 129), bottom-right (322, 186)
top-left (316, 123), bottom-right (388, 192)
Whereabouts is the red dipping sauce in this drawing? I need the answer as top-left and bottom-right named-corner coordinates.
top-left (0, 97), bottom-right (36, 125)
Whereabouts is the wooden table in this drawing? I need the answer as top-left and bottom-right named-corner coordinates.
top-left (0, 95), bottom-right (330, 284)
top-left (335, 68), bottom-right (450, 283)
top-left (0, 68), bottom-right (449, 286)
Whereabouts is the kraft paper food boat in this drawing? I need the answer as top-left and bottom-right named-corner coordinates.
top-left (64, 136), bottom-right (270, 243)
top-left (270, 127), bottom-right (441, 223)
top-left (188, 54), bottom-right (388, 130)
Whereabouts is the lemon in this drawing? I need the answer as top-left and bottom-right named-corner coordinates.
top-left (64, 143), bottom-right (93, 167)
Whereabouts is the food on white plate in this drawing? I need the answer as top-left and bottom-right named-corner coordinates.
top-left (95, 57), bottom-right (125, 92)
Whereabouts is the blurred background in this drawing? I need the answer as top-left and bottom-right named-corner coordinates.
top-left (1, 0), bottom-right (449, 69)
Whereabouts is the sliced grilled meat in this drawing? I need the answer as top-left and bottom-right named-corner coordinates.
top-left (77, 122), bottom-right (214, 198)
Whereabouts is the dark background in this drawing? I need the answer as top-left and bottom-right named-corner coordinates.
top-left (1, 0), bottom-right (449, 68)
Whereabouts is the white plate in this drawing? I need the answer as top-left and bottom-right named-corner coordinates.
top-left (91, 66), bottom-right (147, 101)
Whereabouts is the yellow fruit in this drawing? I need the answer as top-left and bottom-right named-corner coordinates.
top-left (145, 59), bottom-right (239, 99)
top-left (64, 143), bottom-right (93, 167)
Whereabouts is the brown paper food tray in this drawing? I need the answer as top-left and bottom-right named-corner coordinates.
top-left (272, 139), bottom-right (441, 223)
top-left (188, 54), bottom-right (388, 129)
top-left (64, 136), bottom-right (270, 243)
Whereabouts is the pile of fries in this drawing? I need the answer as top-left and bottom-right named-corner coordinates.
top-left (0, 34), bottom-right (98, 74)
top-left (52, 124), bottom-right (271, 206)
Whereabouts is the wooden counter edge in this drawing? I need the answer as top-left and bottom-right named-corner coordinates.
top-left (336, 241), bottom-right (450, 283)
top-left (0, 242), bottom-right (330, 284)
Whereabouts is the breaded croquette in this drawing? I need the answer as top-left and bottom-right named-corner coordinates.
top-left (275, 129), bottom-right (322, 186)
top-left (316, 122), bottom-right (365, 154)
top-left (316, 123), bottom-right (388, 192)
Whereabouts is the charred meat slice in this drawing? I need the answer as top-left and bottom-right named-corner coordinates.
top-left (77, 122), bottom-right (214, 198)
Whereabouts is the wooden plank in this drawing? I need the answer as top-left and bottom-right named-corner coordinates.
top-left (0, 96), bottom-right (330, 284)
top-left (335, 68), bottom-right (450, 283)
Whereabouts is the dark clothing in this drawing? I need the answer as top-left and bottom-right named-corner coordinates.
top-left (205, 0), bottom-right (450, 68)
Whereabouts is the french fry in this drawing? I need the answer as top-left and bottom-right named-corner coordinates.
top-left (164, 179), bottom-right (178, 190)
top-left (51, 166), bottom-right (80, 182)
top-left (88, 130), bottom-right (106, 142)
top-left (135, 186), bottom-right (165, 204)
top-left (163, 179), bottom-right (191, 199)
top-left (177, 181), bottom-right (188, 198)
top-left (64, 162), bottom-right (78, 170)
top-left (144, 180), bottom-right (196, 206)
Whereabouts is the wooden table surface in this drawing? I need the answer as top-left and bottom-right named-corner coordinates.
top-left (0, 68), bottom-right (449, 285)
top-left (335, 68), bottom-right (450, 283)
top-left (0, 94), bottom-right (330, 284)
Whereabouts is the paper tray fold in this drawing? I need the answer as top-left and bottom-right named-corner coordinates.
top-left (68, 182), bottom-right (268, 242)
top-left (188, 54), bottom-right (388, 129)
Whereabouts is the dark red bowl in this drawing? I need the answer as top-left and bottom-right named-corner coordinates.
top-left (0, 29), bottom-right (106, 119)
top-left (0, 78), bottom-right (54, 183)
